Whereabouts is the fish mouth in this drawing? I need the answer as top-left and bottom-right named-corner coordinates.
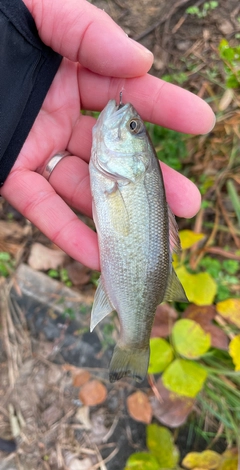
top-left (93, 99), bottom-right (132, 135)
top-left (106, 99), bottom-right (130, 117)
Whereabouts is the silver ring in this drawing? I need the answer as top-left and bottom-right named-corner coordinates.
top-left (42, 151), bottom-right (71, 181)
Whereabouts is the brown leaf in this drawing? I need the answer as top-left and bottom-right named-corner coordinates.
top-left (151, 304), bottom-right (178, 338)
top-left (127, 390), bottom-right (152, 424)
top-left (73, 370), bottom-right (91, 387)
top-left (183, 304), bottom-right (216, 323)
top-left (150, 377), bottom-right (194, 428)
top-left (66, 261), bottom-right (91, 286)
top-left (28, 242), bottom-right (67, 271)
top-left (79, 380), bottom-right (107, 406)
top-left (201, 324), bottom-right (229, 350)
top-left (183, 305), bottom-right (229, 350)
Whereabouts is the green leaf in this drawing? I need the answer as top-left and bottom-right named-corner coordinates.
top-left (0, 252), bottom-right (11, 261)
top-left (0, 262), bottom-right (10, 277)
top-left (226, 75), bottom-right (239, 88)
top-left (222, 259), bottom-right (239, 275)
top-left (175, 266), bottom-right (217, 305)
top-left (162, 359), bottom-right (208, 397)
top-left (147, 424), bottom-right (179, 468)
top-left (199, 256), bottom-right (221, 278)
top-left (172, 319), bottom-right (211, 358)
top-left (48, 269), bottom-right (59, 278)
top-left (124, 452), bottom-right (159, 470)
top-left (148, 338), bottom-right (174, 374)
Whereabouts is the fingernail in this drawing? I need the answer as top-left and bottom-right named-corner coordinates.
top-left (203, 112), bottom-right (216, 134)
top-left (209, 113), bottom-right (216, 132)
top-left (128, 37), bottom-right (154, 59)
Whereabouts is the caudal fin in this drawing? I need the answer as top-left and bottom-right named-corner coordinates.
top-left (109, 345), bottom-right (149, 383)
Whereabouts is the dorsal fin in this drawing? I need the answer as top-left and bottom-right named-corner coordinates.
top-left (168, 206), bottom-right (181, 256)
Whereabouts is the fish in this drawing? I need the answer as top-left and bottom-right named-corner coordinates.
top-left (89, 97), bottom-right (188, 383)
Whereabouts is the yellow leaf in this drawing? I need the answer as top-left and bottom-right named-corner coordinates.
top-left (182, 450), bottom-right (221, 469)
top-left (216, 299), bottom-right (240, 328)
top-left (219, 448), bottom-right (238, 469)
top-left (229, 335), bottom-right (240, 371)
top-left (176, 266), bottom-right (217, 306)
top-left (179, 230), bottom-right (205, 250)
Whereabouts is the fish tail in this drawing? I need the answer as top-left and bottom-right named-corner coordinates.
top-left (109, 345), bottom-right (149, 383)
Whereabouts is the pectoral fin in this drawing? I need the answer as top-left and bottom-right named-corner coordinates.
top-left (90, 277), bottom-right (114, 332)
top-left (164, 267), bottom-right (188, 303)
top-left (108, 186), bottom-right (130, 236)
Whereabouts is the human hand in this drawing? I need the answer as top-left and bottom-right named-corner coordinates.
top-left (1, 0), bottom-right (215, 271)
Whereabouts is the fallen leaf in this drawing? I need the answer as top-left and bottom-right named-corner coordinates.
top-left (89, 409), bottom-right (109, 444)
top-left (79, 380), bottom-right (107, 406)
top-left (65, 452), bottom-right (93, 470)
top-left (0, 220), bottom-right (29, 241)
top-left (75, 406), bottom-right (92, 430)
top-left (229, 335), bottom-right (240, 371)
top-left (183, 305), bottom-right (229, 350)
top-left (176, 266), bottom-right (217, 305)
top-left (127, 391), bottom-right (152, 424)
top-left (182, 450), bottom-right (221, 469)
top-left (183, 304), bottom-right (216, 323)
top-left (219, 448), bottom-right (238, 470)
top-left (28, 242), bottom-right (67, 271)
top-left (172, 319), bottom-right (211, 359)
top-left (162, 359), bottom-right (208, 398)
top-left (73, 370), bottom-right (91, 387)
top-left (179, 230), bottom-right (205, 250)
top-left (66, 261), bottom-right (91, 286)
top-left (148, 338), bottom-right (174, 374)
top-left (42, 404), bottom-right (62, 426)
top-left (150, 377), bottom-right (195, 428)
top-left (147, 423), bottom-right (180, 468)
top-left (216, 299), bottom-right (240, 328)
top-left (219, 89), bottom-right (234, 111)
top-left (151, 304), bottom-right (177, 338)
top-left (124, 452), bottom-right (160, 469)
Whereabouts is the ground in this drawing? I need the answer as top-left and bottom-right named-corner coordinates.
top-left (0, 1), bottom-right (240, 469)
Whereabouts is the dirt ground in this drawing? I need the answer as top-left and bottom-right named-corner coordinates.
top-left (0, 1), bottom-right (240, 469)
top-left (93, 0), bottom-right (240, 86)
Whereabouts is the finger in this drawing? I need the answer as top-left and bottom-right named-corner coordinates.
top-left (49, 155), bottom-right (200, 219)
top-left (1, 170), bottom-right (100, 271)
top-left (78, 68), bottom-right (215, 135)
top-left (23, 0), bottom-right (153, 77)
top-left (160, 162), bottom-right (201, 218)
top-left (67, 117), bottom-right (201, 217)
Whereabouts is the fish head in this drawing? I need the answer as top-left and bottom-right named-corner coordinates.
top-left (91, 100), bottom-right (150, 183)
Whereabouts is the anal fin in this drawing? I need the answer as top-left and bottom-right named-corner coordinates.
top-left (90, 277), bottom-right (114, 332)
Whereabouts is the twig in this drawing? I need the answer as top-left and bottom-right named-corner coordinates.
top-left (203, 247), bottom-right (240, 261)
top-left (133, 0), bottom-right (191, 41)
top-left (217, 189), bottom-right (240, 249)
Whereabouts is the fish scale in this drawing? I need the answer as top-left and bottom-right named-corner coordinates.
top-left (89, 99), bottom-right (188, 382)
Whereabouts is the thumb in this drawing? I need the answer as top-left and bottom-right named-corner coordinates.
top-left (23, 0), bottom-right (153, 77)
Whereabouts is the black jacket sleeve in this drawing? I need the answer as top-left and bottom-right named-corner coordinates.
top-left (0, 0), bottom-right (62, 187)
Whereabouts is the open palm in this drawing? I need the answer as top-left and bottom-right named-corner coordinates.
top-left (1, 0), bottom-right (215, 271)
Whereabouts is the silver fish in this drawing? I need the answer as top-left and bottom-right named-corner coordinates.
top-left (89, 98), bottom-right (187, 383)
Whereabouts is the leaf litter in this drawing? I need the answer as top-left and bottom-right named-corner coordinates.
top-left (1, 0), bottom-right (240, 466)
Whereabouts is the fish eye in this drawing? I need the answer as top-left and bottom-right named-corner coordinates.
top-left (128, 118), bottom-right (144, 134)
